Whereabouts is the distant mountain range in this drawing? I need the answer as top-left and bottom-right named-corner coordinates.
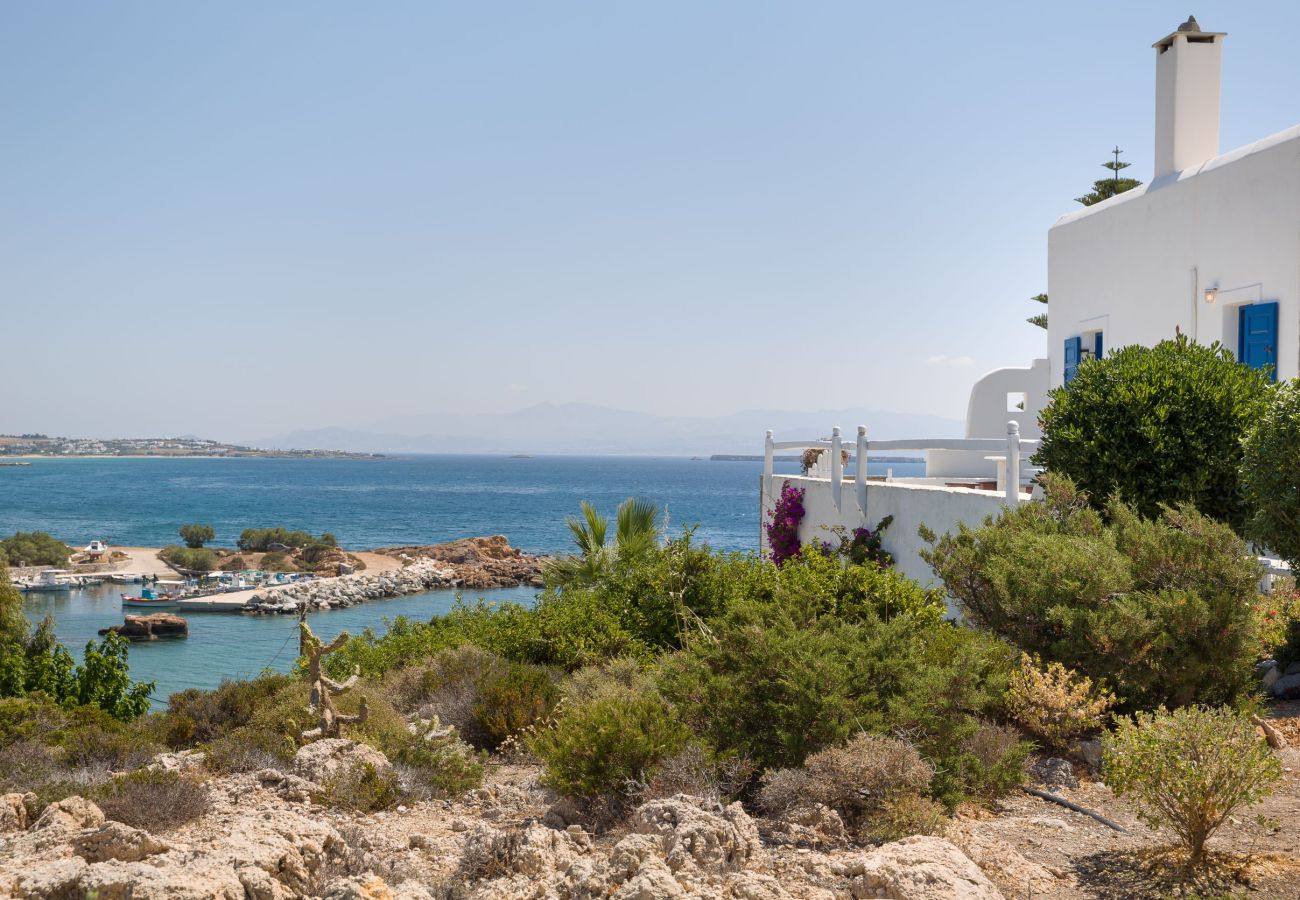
top-left (250, 403), bottom-right (963, 456)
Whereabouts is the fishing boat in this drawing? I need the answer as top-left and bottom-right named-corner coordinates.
top-left (121, 587), bottom-right (180, 610)
top-left (20, 570), bottom-right (75, 593)
top-left (109, 573), bottom-right (143, 584)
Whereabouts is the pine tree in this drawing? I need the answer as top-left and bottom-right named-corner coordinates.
top-left (1027, 293), bottom-right (1048, 330)
top-left (1075, 146), bottom-right (1142, 207)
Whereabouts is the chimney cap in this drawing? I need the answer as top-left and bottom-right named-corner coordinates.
top-left (1153, 18), bottom-right (1225, 51)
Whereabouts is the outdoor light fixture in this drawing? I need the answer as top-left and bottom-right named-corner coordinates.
top-left (1204, 287), bottom-right (1218, 303)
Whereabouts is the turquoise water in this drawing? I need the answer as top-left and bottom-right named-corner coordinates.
top-left (2, 454), bottom-right (925, 702)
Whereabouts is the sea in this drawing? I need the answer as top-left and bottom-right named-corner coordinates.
top-left (1, 454), bottom-right (925, 703)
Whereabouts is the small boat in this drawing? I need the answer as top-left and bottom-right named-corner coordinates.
top-left (109, 573), bottom-right (143, 584)
top-left (121, 587), bottom-right (180, 610)
top-left (23, 570), bottom-right (75, 592)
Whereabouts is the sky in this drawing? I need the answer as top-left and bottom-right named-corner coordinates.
top-left (3, 2), bottom-right (1299, 441)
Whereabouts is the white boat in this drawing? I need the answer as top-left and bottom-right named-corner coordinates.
top-left (23, 570), bottom-right (75, 592)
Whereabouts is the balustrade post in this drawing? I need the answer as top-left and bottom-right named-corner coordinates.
top-left (831, 426), bottom-right (842, 510)
top-left (856, 425), bottom-right (867, 514)
top-left (1006, 421), bottom-right (1021, 503)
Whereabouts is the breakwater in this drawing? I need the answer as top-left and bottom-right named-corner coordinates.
top-left (246, 559), bottom-right (478, 614)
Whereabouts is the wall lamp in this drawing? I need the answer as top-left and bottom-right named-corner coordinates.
top-left (1204, 287), bottom-right (1218, 304)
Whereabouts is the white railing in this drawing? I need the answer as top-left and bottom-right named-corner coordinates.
top-left (763, 423), bottom-right (1041, 510)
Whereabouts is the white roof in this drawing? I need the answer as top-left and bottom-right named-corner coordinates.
top-left (1051, 123), bottom-right (1300, 229)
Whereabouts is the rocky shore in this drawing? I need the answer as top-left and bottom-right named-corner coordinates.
top-left (245, 537), bottom-right (546, 615)
top-left (0, 747), bottom-right (1026, 899)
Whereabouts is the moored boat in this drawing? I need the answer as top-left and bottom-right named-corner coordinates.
top-left (121, 587), bottom-right (180, 610)
top-left (21, 570), bottom-right (75, 592)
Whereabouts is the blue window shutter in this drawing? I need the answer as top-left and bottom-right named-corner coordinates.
top-left (1239, 302), bottom-right (1279, 381)
top-left (1093, 331), bottom-right (1103, 361)
top-left (1063, 336), bottom-right (1082, 384)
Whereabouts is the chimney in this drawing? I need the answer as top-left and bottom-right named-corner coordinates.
top-left (1153, 16), bottom-right (1226, 179)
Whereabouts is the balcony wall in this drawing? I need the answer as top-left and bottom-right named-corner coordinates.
top-left (759, 474), bottom-right (1025, 588)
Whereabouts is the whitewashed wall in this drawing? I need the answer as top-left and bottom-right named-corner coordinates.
top-left (1048, 126), bottom-right (1300, 387)
top-left (759, 474), bottom-right (1023, 588)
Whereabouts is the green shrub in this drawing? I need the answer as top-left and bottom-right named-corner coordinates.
top-left (319, 762), bottom-right (401, 812)
top-left (1035, 335), bottom-right (1275, 532)
top-left (159, 545), bottom-right (217, 572)
top-left (923, 475), bottom-right (1262, 711)
top-left (218, 555), bottom-right (248, 572)
top-left (1242, 383), bottom-right (1300, 567)
top-left (178, 523), bottom-right (214, 549)
top-left (2, 575), bottom-right (154, 720)
top-left (162, 673), bottom-right (296, 748)
top-left (0, 531), bottom-right (71, 567)
top-left (238, 528), bottom-right (331, 552)
top-left (56, 704), bottom-right (161, 770)
top-left (392, 732), bottom-right (485, 800)
top-left (95, 768), bottom-right (210, 830)
top-left (759, 733), bottom-right (933, 825)
top-left (659, 598), bottom-right (1017, 805)
top-left (1006, 653), bottom-right (1115, 751)
top-left (474, 662), bottom-right (560, 749)
top-left (1104, 706), bottom-right (1282, 866)
top-left (529, 686), bottom-right (690, 800)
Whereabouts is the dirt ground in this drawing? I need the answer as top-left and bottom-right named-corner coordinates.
top-left (957, 703), bottom-right (1300, 899)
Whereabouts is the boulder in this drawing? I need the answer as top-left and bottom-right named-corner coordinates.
top-left (631, 795), bottom-right (765, 876)
top-left (1028, 757), bottom-right (1078, 789)
top-left (293, 739), bottom-right (391, 786)
top-left (771, 804), bottom-right (846, 846)
top-left (1272, 673), bottom-right (1300, 699)
top-left (947, 828), bottom-right (1061, 898)
top-left (72, 821), bottom-right (171, 862)
top-left (0, 792), bottom-right (35, 833)
top-left (256, 768), bottom-right (323, 802)
top-left (841, 835), bottom-right (1004, 899)
top-left (150, 749), bottom-right (207, 774)
top-left (322, 874), bottom-right (435, 899)
top-left (32, 796), bottom-right (105, 833)
top-left (1070, 738), bottom-right (1103, 771)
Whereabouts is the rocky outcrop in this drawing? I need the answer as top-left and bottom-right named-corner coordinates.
top-left (72, 821), bottom-right (172, 862)
top-left (838, 835), bottom-right (1005, 899)
top-left (293, 738), bottom-right (391, 786)
top-left (0, 793), bottom-right (36, 833)
top-left (32, 796), bottom-right (105, 833)
top-left (375, 536), bottom-right (547, 588)
top-left (98, 612), bottom-right (188, 640)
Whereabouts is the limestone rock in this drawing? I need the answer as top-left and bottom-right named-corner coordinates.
top-left (72, 821), bottom-right (171, 862)
top-left (1272, 672), bottom-right (1300, 699)
top-left (32, 796), bottom-right (104, 833)
top-left (257, 767), bottom-right (323, 802)
top-left (948, 828), bottom-right (1061, 898)
top-left (842, 835), bottom-right (1004, 899)
top-left (11, 857), bottom-right (90, 899)
top-left (293, 738), bottom-right (391, 785)
top-left (771, 804), bottom-right (846, 846)
top-left (726, 871), bottom-right (794, 899)
top-left (631, 795), bottom-right (765, 875)
top-left (322, 874), bottom-right (435, 899)
top-left (0, 792), bottom-right (35, 833)
top-left (1028, 757), bottom-right (1078, 789)
top-left (150, 749), bottom-right (208, 775)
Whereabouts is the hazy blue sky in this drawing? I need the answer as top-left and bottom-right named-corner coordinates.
top-left (3, 3), bottom-right (1297, 440)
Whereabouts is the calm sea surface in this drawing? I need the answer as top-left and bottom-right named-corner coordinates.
top-left (1, 455), bottom-right (923, 702)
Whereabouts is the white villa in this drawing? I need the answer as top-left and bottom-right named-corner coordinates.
top-left (761, 18), bottom-right (1300, 584)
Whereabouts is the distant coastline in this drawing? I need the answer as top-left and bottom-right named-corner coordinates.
top-left (0, 434), bottom-right (383, 461)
